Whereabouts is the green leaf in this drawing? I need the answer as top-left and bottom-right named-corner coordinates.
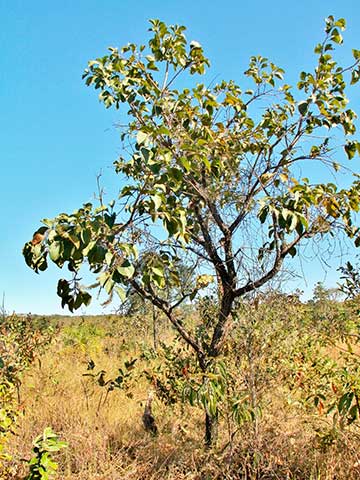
top-left (137, 131), bottom-right (149, 145)
top-left (335, 18), bottom-right (346, 30)
top-left (151, 194), bottom-right (162, 210)
top-left (48, 242), bottom-right (61, 262)
top-left (196, 274), bottom-right (213, 288)
top-left (115, 286), bottom-right (127, 302)
top-left (338, 392), bottom-right (354, 413)
top-left (289, 213), bottom-right (298, 232)
top-left (298, 100), bottom-right (309, 116)
top-left (152, 274), bottom-right (165, 288)
top-left (151, 266), bottom-right (164, 277)
top-left (117, 261), bottom-right (135, 279)
top-left (344, 141), bottom-right (357, 160)
top-left (81, 292), bottom-right (92, 307)
top-left (331, 28), bottom-right (343, 44)
top-left (351, 70), bottom-right (360, 85)
top-left (164, 218), bottom-right (179, 236)
top-left (105, 251), bottom-right (113, 266)
top-left (179, 156), bottom-right (191, 171)
top-left (258, 205), bottom-right (269, 224)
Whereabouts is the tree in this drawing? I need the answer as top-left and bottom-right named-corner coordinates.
top-left (338, 259), bottom-right (360, 299)
top-left (23, 17), bottom-right (360, 445)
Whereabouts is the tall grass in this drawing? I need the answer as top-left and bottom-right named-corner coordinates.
top-left (4, 297), bottom-right (360, 479)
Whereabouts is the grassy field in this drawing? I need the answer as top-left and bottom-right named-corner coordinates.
top-left (2, 293), bottom-right (360, 479)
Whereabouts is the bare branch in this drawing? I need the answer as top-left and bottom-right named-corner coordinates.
top-left (129, 279), bottom-right (205, 358)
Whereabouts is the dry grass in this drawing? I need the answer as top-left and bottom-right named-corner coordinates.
top-left (4, 317), bottom-right (360, 480)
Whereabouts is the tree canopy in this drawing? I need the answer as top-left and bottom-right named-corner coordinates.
top-left (24, 16), bottom-right (360, 366)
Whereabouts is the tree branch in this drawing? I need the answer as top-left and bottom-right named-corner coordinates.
top-left (129, 279), bottom-right (205, 358)
top-left (234, 233), bottom-right (306, 297)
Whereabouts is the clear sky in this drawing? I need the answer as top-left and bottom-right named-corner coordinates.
top-left (1, 0), bottom-right (360, 315)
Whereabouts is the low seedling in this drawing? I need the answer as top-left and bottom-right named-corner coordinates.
top-left (25, 427), bottom-right (67, 480)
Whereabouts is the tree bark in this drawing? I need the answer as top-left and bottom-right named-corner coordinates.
top-left (205, 410), bottom-right (219, 447)
top-left (209, 288), bottom-right (235, 357)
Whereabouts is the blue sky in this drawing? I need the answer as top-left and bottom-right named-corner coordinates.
top-left (1, 0), bottom-right (360, 314)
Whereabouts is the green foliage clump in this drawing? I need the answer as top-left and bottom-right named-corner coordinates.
top-left (62, 322), bottom-right (106, 350)
top-left (25, 427), bottom-right (67, 480)
top-left (0, 314), bottom-right (54, 475)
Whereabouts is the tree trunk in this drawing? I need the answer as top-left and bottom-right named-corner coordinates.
top-left (205, 410), bottom-right (218, 447)
top-left (209, 288), bottom-right (235, 357)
